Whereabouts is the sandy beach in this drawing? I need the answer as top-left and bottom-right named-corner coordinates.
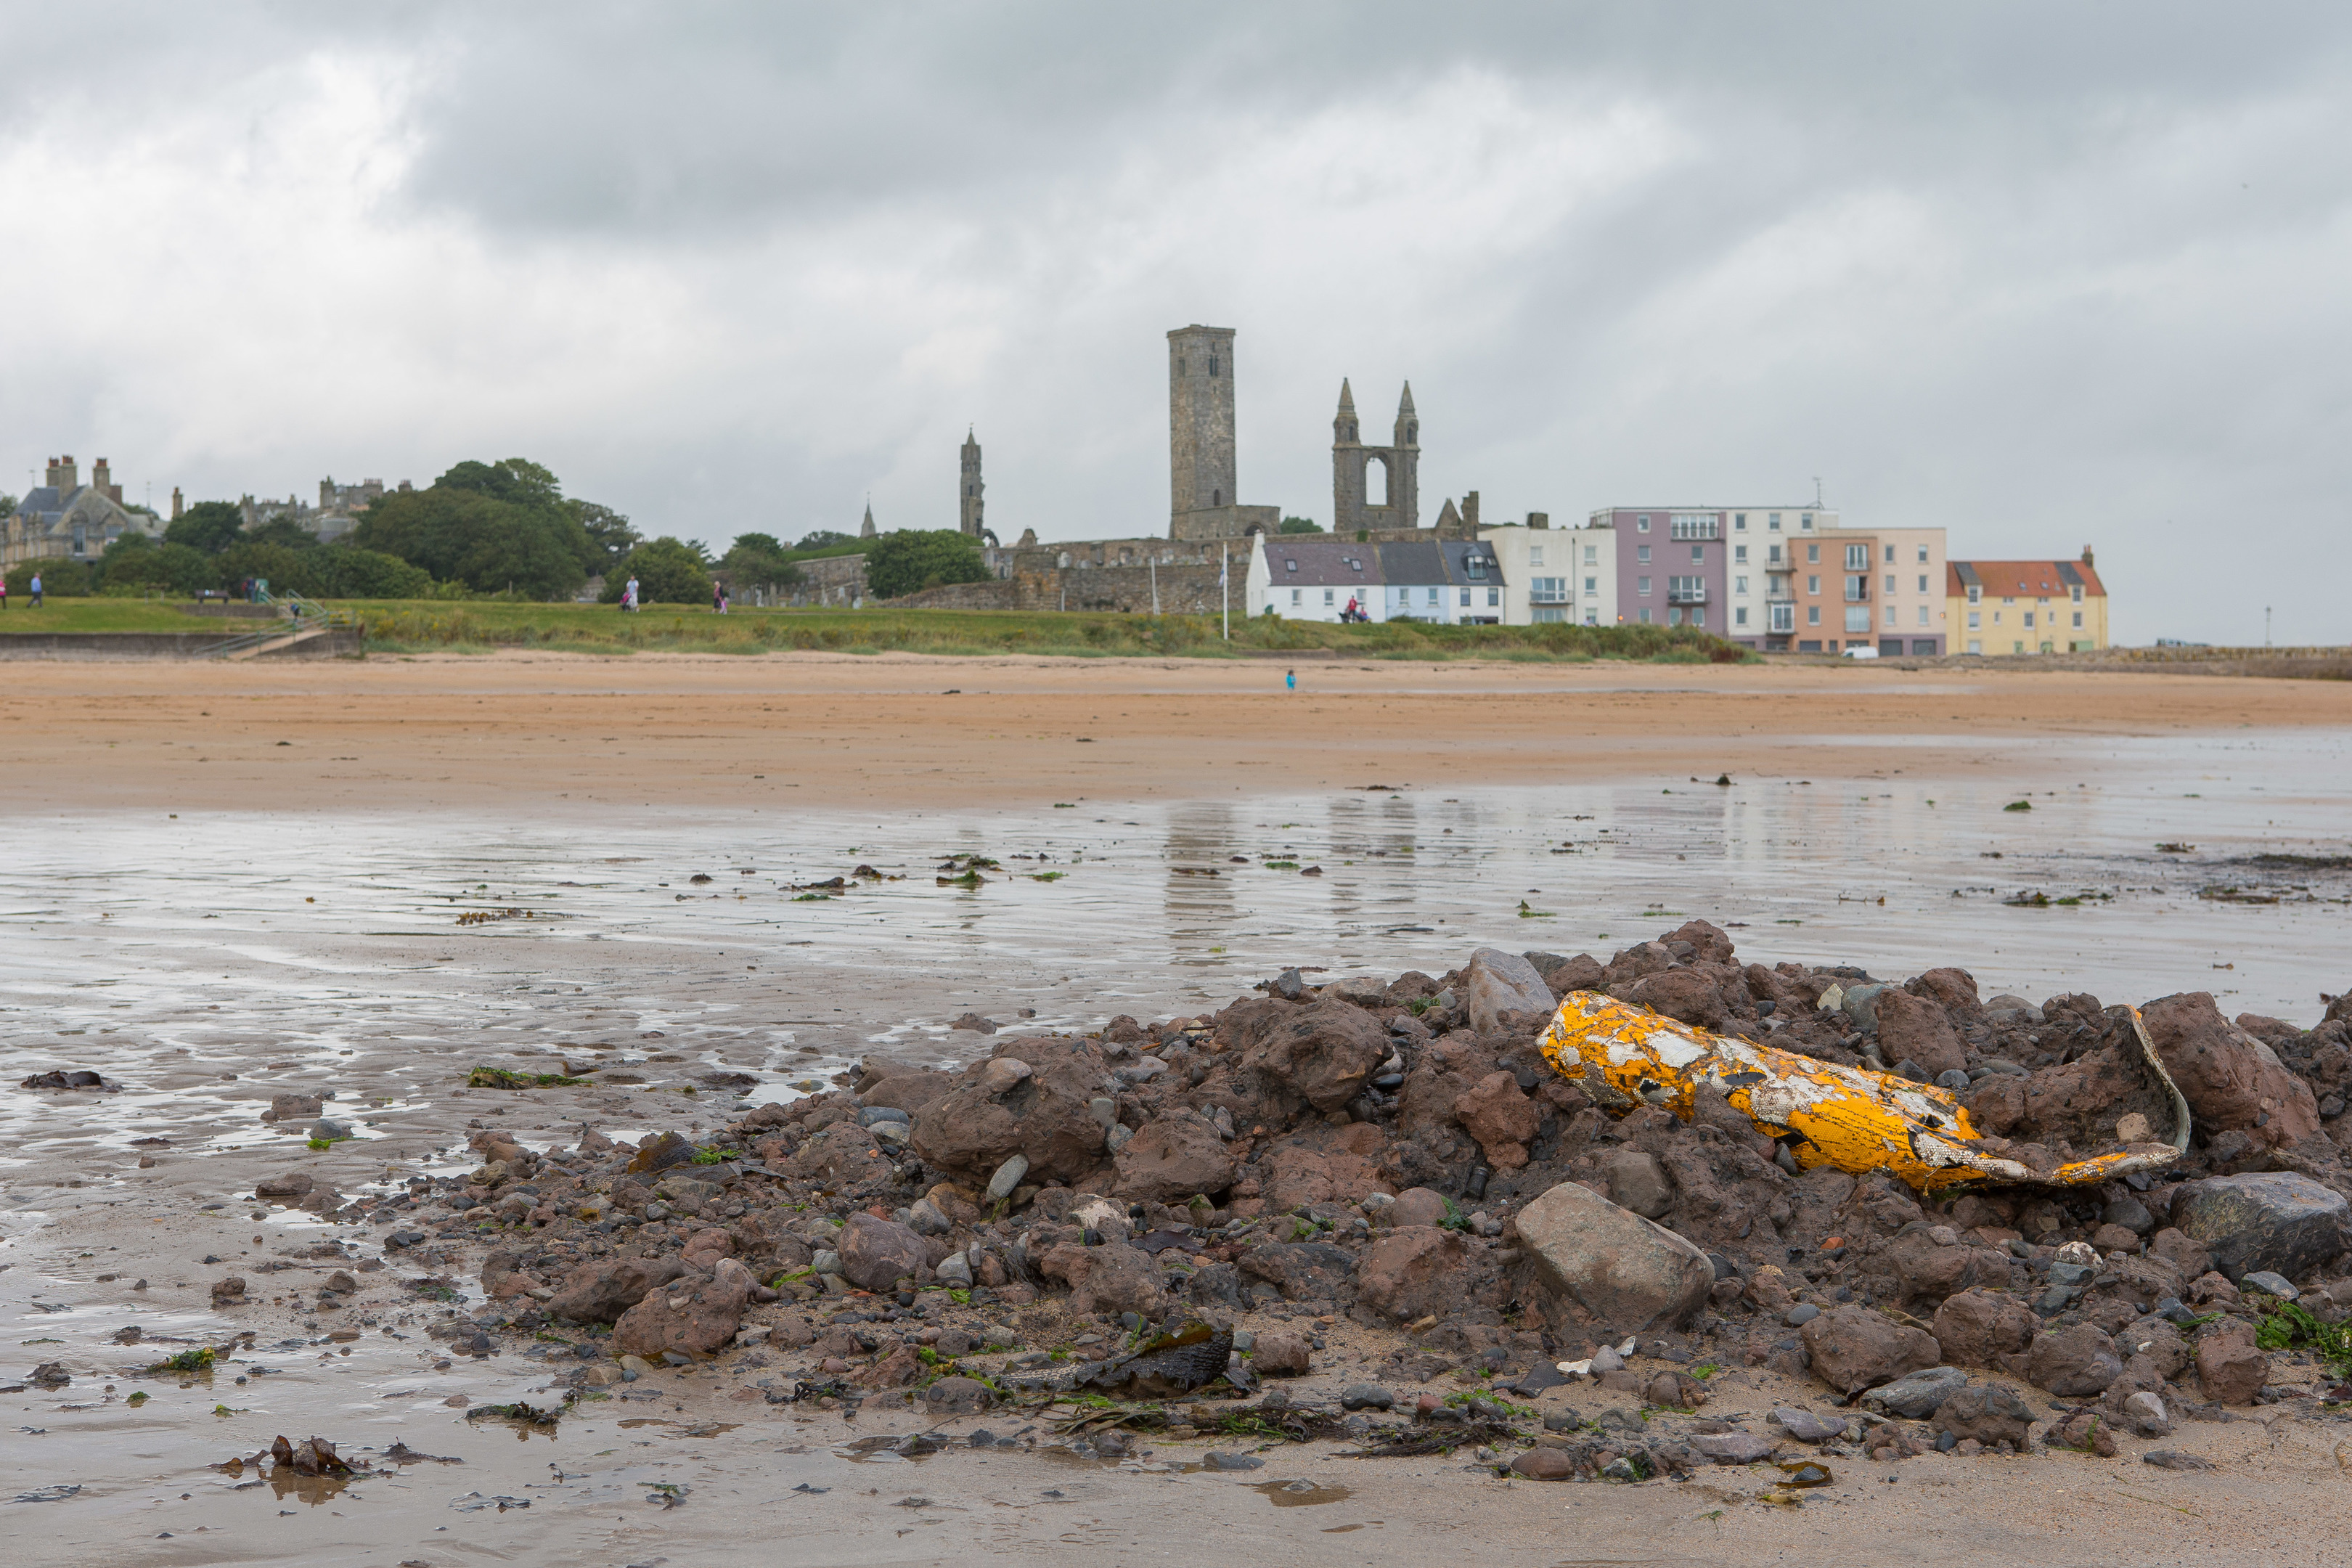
top-left (4, 653), bottom-right (2349, 814)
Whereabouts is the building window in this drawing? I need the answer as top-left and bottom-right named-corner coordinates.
top-left (1801, 513), bottom-right (1814, 529)
top-left (1768, 513), bottom-right (1782, 531)
top-left (1285, 560), bottom-right (1297, 572)
top-left (1734, 575), bottom-right (1748, 594)
top-left (1736, 607), bottom-right (1749, 626)
top-left (1583, 544), bottom-right (1597, 565)
top-left (1638, 608), bottom-right (1652, 624)
top-left (2022, 611), bottom-right (2035, 628)
top-left (2072, 611), bottom-right (2083, 628)
top-left (1669, 513), bottom-right (1719, 540)
top-left (1667, 607), bottom-right (1683, 626)
top-left (1734, 513), bottom-right (1747, 531)
top-left (1324, 589), bottom-right (1334, 605)
top-left (1916, 545), bottom-right (1928, 563)
top-left (2071, 585), bottom-right (2084, 603)
top-left (1885, 574), bottom-right (1895, 594)
top-left (1768, 544), bottom-right (1782, 564)
top-left (1968, 639), bottom-right (1982, 654)
top-left (1637, 576), bottom-right (1651, 596)
top-left (1426, 588), bottom-right (1438, 605)
top-left (1806, 575), bottom-right (1820, 595)
top-left (1585, 611), bottom-right (1597, 626)
top-left (1636, 515), bottom-right (1651, 531)
top-left (1846, 607), bottom-right (1871, 632)
top-left (1918, 605), bottom-right (1930, 626)
top-left (1636, 545), bottom-right (1651, 565)
top-left (1807, 544), bottom-right (1820, 563)
top-left (1967, 611), bottom-right (1980, 629)
top-left (1530, 547), bottom-right (1544, 567)
top-left (1993, 611), bottom-right (2002, 624)
top-left (1844, 544), bottom-right (1868, 571)
top-left (1884, 544), bottom-right (1896, 564)
top-left (1692, 607), bottom-right (1705, 627)
top-left (1290, 589), bottom-right (1301, 605)
top-left (1583, 576), bottom-right (1596, 594)
top-left (1734, 544), bottom-right (1747, 563)
top-left (1967, 585), bottom-right (1980, 604)
top-left (1689, 545), bottom-right (1704, 564)
top-left (1884, 605), bottom-right (1896, 626)
top-left (1917, 574), bottom-right (1928, 592)
top-left (1769, 603), bottom-right (1794, 633)
top-left (1807, 605), bottom-right (1821, 626)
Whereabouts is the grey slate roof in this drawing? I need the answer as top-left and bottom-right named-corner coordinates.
top-left (1267, 537), bottom-right (1383, 588)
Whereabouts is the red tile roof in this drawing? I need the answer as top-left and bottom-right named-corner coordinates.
top-left (1948, 559), bottom-right (2104, 598)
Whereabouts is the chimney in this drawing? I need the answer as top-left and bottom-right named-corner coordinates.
top-left (1527, 511), bottom-right (1549, 529)
top-left (171, 486), bottom-right (184, 519)
top-left (93, 457), bottom-right (121, 503)
top-left (48, 455), bottom-right (77, 492)
top-left (1463, 490), bottom-right (1479, 531)
top-left (2082, 545), bottom-right (2094, 568)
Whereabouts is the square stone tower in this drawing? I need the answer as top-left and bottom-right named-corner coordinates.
top-left (1167, 324), bottom-right (1279, 541)
top-left (959, 428), bottom-right (984, 537)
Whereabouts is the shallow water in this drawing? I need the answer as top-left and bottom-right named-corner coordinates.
top-left (1, 724), bottom-right (2347, 1564)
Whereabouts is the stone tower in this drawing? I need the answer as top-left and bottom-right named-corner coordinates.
top-left (1168, 324), bottom-right (1237, 532)
top-left (859, 500), bottom-right (876, 539)
top-left (959, 429), bottom-right (984, 537)
top-left (1331, 380), bottom-right (1419, 534)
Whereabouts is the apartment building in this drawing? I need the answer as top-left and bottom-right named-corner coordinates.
top-left (1477, 516), bottom-right (1616, 626)
top-left (1591, 504), bottom-right (1836, 643)
top-left (1774, 524), bottom-right (1951, 655)
top-left (1948, 554), bottom-right (2107, 654)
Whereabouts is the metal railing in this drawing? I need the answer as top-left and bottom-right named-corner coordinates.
top-left (203, 590), bottom-right (361, 658)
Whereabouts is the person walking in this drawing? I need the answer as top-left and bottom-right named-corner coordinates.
top-left (713, 581), bottom-right (727, 614)
top-left (29, 571), bottom-right (42, 608)
top-left (1, 574), bottom-right (8, 611)
top-left (1285, 667), bottom-right (1295, 691)
top-left (623, 574), bottom-right (640, 613)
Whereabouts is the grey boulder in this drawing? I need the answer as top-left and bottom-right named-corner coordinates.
top-left (1514, 1179), bottom-right (1713, 1335)
top-left (2170, 1172), bottom-right (2348, 1283)
top-left (1464, 947), bottom-right (1556, 1033)
top-left (1861, 1365), bottom-right (1969, 1419)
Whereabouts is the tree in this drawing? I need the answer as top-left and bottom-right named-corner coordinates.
top-left (100, 534), bottom-right (216, 596)
top-left (165, 500), bottom-right (247, 555)
top-left (438, 457), bottom-right (565, 512)
top-left (795, 529), bottom-right (854, 550)
top-left (569, 500), bottom-right (640, 572)
top-left (716, 533), bottom-right (801, 592)
top-left (353, 481), bottom-right (590, 600)
top-left (1278, 516), bottom-right (1323, 534)
top-left (601, 537), bottom-right (713, 605)
top-left (863, 528), bottom-right (989, 600)
top-left (243, 516), bottom-right (318, 551)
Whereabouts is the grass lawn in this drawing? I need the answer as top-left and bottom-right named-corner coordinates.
top-left (0, 597), bottom-right (1747, 662)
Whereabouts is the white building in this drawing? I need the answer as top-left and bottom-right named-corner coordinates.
top-left (1480, 518), bottom-right (1615, 625)
top-left (1246, 534), bottom-right (1384, 621)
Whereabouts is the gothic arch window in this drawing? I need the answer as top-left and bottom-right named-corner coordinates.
top-left (1212, 489), bottom-right (1220, 507)
top-left (1177, 358), bottom-right (1185, 375)
top-left (1209, 355), bottom-right (1219, 377)
top-left (1406, 422), bottom-right (1417, 443)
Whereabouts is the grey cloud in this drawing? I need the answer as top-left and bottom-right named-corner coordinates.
top-left (2, 4), bottom-right (2348, 640)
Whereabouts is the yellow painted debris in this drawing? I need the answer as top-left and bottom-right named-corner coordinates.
top-left (1537, 991), bottom-right (2187, 1192)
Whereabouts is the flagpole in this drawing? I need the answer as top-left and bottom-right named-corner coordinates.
top-left (1221, 544), bottom-right (1230, 641)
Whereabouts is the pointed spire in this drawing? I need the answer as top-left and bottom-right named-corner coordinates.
top-left (859, 498), bottom-right (876, 539)
top-left (1397, 381), bottom-right (1415, 415)
top-left (1336, 377), bottom-right (1356, 413)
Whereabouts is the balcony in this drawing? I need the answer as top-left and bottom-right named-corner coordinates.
top-left (1669, 515), bottom-right (1720, 541)
top-left (1667, 581), bottom-right (1707, 605)
top-left (1843, 576), bottom-right (1871, 603)
top-left (1528, 591), bottom-right (1569, 605)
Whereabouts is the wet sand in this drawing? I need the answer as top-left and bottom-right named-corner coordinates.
top-left (4, 652), bottom-right (2351, 813)
top-left (5, 653), bottom-right (2351, 1565)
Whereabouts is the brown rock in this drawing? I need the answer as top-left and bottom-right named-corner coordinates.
top-left (789, 1122), bottom-right (884, 1183)
top-left (838, 1213), bottom-right (928, 1293)
top-left (1355, 1225), bottom-right (1471, 1321)
top-left (1251, 1329), bottom-right (1312, 1376)
top-left (2143, 992), bottom-right (2322, 1149)
top-left (1874, 989), bottom-right (1967, 1078)
top-left (2025, 1323), bottom-right (2123, 1397)
top-left (261, 1093), bottom-right (322, 1124)
top-left (210, 1275), bottom-right (247, 1307)
top-left (1236, 999), bottom-right (1390, 1113)
top-left (611, 1258), bottom-right (757, 1359)
top-left (1453, 1072), bottom-right (1541, 1169)
top-left (1114, 1116), bottom-right (1236, 1204)
top-left (910, 1045), bottom-right (1116, 1183)
top-left (546, 1257), bottom-right (693, 1324)
top-left (852, 1342), bottom-right (926, 1388)
top-left (2047, 1408), bottom-right (2118, 1457)
top-left (1510, 1447), bottom-right (1576, 1479)
top-left (2148, 1228), bottom-right (2213, 1280)
top-left (2195, 1319), bottom-right (2269, 1405)
top-left (1261, 1147), bottom-right (1337, 1211)
top-left (1935, 1384), bottom-right (2033, 1447)
top-left (1882, 1225), bottom-right (2010, 1306)
top-left (1910, 968), bottom-right (1981, 1015)
top-left (860, 1071), bottom-right (952, 1114)
top-left (1040, 1240), bottom-right (1167, 1318)
top-left (1931, 1287), bottom-right (2039, 1368)
top-left (1388, 1187), bottom-right (1452, 1228)
top-left (253, 1172), bottom-right (314, 1200)
top-left (480, 1250), bottom-right (538, 1301)
top-left (1622, 968), bottom-right (1723, 1029)
top-left (1601, 1149), bottom-right (1673, 1221)
top-left (921, 1375), bottom-right (996, 1413)
top-left (1798, 1304), bottom-right (1940, 1396)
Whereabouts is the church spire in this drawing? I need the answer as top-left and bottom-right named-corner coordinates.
top-left (859, 498), bottom-right (876, 539)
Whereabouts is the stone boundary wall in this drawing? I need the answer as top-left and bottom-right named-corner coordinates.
top-left (0, 629), bottom-right (363, 660)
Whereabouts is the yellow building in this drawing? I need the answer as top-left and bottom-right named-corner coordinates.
top-left (1948, 552), bottom-right (2107, 655)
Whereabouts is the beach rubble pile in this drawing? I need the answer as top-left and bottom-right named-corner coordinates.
top-left (290, 920), bottom-right (2352, 1482)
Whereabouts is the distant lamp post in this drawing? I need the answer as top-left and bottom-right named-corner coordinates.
top-left (2266, 606), bottom-right (2272, 648)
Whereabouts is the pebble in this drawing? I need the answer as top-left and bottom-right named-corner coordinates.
top-left (1691, 1432), bottom-right (1778, 1464)
top-left (1341, 1384), bottom-right (1395, 1411)
top-left (2241, 1271), bottom-right (2299, 1302)
top-left (1204, 1452), bottom-right (1264, 1471)
top-left (1588, 1345), bottom-right (1625, 1373)
top-left (1784, 1304), bottom-right (1820, 1327)
top-left (1770, 1408), bottom-right (1846, 1444)
top-left (986, 1154), bottom-right (1030, 1199)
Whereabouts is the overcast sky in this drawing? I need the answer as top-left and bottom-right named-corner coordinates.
top-left (4, 3), bottom-right (2347, 642)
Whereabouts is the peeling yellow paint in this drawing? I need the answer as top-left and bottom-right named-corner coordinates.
top-left (1538, 992), bottom-right (2186, 1191)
